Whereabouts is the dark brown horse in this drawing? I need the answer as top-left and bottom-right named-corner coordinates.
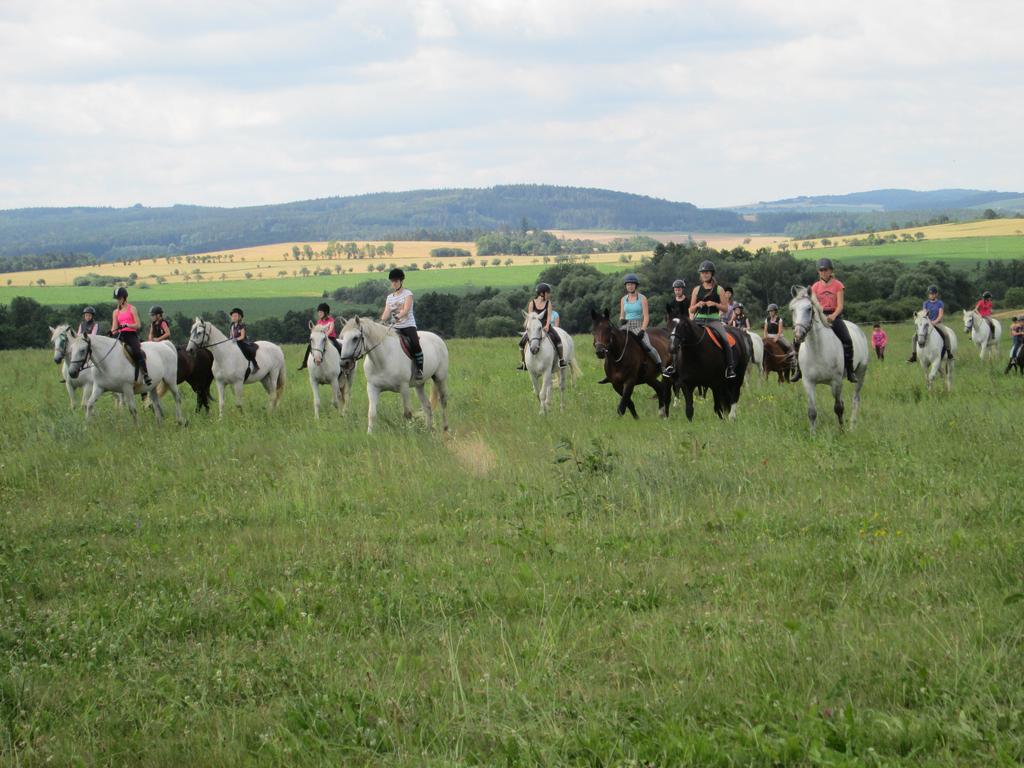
top-left (668, 317), bottom-right (749, 420)
top-left (155, 346), bottom-right (214, 412)
top-left (590, 309), bottom-right (671, 418)
top-left (763, 337), bottom-right (797, 383)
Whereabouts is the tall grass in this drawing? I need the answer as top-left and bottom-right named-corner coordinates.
top-left (1, 324), bottom-right (1022, 765)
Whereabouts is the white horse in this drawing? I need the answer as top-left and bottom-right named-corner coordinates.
top-left (185, 318), bottom-right (286, 416)
top-left (914, 311), bottom-right (957, 391)
top-left (523, 311), bottom-right (579, 414)
top-left (50, 324), bottom-right (95, 410)
top-left (306, 322), bottom-right (356, 419)
top-left (338, 317), bottom-right (449, 434)
top-left (66, 333), bottom-right (183, 424)
top-left (744, 330), bottom-right (764, 384)
top-left (962, 309), bottom-right (1001, 361)
top-left (789, 287), bottom-right (868, 434)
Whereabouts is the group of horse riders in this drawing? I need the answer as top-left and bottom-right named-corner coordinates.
top-left (65, 259), bottom-right (1013, 393)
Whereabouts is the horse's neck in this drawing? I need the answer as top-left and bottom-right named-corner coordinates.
top-left (205, 325), bottom-right (239, 361)
top-left (805, 310), bottom-right (835, 349)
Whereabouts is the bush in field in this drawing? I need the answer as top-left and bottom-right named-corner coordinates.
top-left (430, 247), bottom-right (471, 259)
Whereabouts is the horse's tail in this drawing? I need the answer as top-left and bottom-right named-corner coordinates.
top-left (275, 364), bottom-right (286, 403)
top-left (570, 356), bottom-right (582, 382)
top-left (430, 381), bottom-right (440, 409)
top-left (155, 380), bottom-right (168, 398)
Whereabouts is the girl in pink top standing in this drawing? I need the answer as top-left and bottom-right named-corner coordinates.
top-left (110, 287), bottom-right (151, 386)
top-left (871, 323), bottom-right (888, 360)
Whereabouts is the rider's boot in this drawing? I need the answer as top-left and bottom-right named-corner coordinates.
top-left (907, 351), bottom-right (917, 363)
top-left (845, 354), bottom-right (857, 383)
top-left (724, 341), bottom-right (737, 379)
top-left (413, 352), bottom-right (425, 382)
top-left (790, 342), bottom-right (802, 382)
top-left (297, 344), bottom-right (310, 371)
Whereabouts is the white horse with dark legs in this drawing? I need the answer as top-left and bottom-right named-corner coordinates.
top-left (744, 331), bottom-right (764, 385)
top-left (789, 287), bottom-right (868, 434)
top-left (338, 317), bottom-right (449, 434)
top-left (50, 324), bottom-right (95, 410)
top-left (185, 318), bottom-right (286, 417)
top-left (914, 310), bottom-right (957, 391)
top-left (66, 333), bottom-right (183, 424)
top-left (306, 322), bottom-right (356, 419)
top-left (963, 309), bottom-right (1001, 361)
top-left (523, 311), bottom-right (579, 414)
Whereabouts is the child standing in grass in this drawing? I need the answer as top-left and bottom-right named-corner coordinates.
top-left (872, 323), bottom-right (888, 360)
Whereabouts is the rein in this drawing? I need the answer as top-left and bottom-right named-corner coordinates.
top-left (71, 333), bottom-right (120, 372)
top-left (342, 325), bottom-right (388, 363)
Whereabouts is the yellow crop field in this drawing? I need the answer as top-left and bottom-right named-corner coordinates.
top-left (2, 241), bottom-right (644, 290)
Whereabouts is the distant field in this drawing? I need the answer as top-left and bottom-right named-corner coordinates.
top-left (0, 262), bottom-right (625, 309)
top-left (550, 230), bottom-right (788, 251)
top-left (812, 235), bottom-right (1024, 266)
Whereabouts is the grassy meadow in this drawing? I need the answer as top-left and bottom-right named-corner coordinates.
top-left (2, 322), bottom-right (1023, 765)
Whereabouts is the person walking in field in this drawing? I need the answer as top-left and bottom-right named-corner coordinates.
top-left (148, 306), bottom-right (170, 342)
top-left (298, 302), bottom-right (342, 371)
top-left (228, 307), bottom-right (260, 376)
top-left (77, 307), bottom-right (99, 337)
top-left (111, 287), bottom-right (152, 387)
top-left (689, 261), bottom-right (736, 378)
top-left (383, 268), bottom-right (424, 382)
top-left (794, 257), bottom-right (855, 383)
top-left (907, 285), bottom-right (953, 363)
top-left (517, 282), bottom-right (566, 370)
top-left (620, 273), bottom-right (670, 376)
top-left (872, 323), bottom-right (888, 360)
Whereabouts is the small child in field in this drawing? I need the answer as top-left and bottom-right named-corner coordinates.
top-left (872, 323), bottom-right (888, 360)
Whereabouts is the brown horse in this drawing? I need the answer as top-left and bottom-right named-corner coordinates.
top-left (155, 346), bottom-right (214, 412)
top-left (668, 316), bottom-right (749, 420)
top-left (763, 337), bottom-right (796, 383)
top-left (590, 309), bottom-right (671, 418)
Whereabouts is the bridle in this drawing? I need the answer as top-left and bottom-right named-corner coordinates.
top-left (190, 321), bottom-right (234, 350)
top-left (669, 317), bottom-right (708, 352)
top-left (310, 330), bottom-right (328, 365)
top-left (54, 328), bottom-right (70, 363)
top-left (916, 319), bottom-right (932, 348)
top-left (593, 322), bottom-right (629, 363)
top-left (339, 324), bottom-right (386, 363)
top-left (527, 319), bottom-right (545, 355)
top-left (68, 332), bottom-right (118, 374)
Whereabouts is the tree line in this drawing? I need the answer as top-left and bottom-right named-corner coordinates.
top-left (5, 245), bottom-right (1024, 350)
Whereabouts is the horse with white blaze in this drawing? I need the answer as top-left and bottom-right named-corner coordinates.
top-left (305, 322), bottom-right (356, 419)
top-left (66, 332), bottom-right (183, 424)
top-left (185, 318), bottom-right (286, 416)
top-left (962, 309), bottom-right (1001, 361)
top-left (338, 317), bottom-right (449, 434)
top-left (914, 310), bottom-right (957, 391)
top-left (523, 310), bottom-right (578, 414)
top-left (789, 286), bottom-right (868, 434)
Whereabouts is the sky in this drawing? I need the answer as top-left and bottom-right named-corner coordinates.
top-left (1, 0), bottom-right (1022, 210)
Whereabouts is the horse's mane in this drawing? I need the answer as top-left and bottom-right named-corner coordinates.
top-left (524, 310), bottom-right (543, 329)
top-left (789, 286), bottom-right (828, 326)
top-left (341, 316), bottom-right (394, 344)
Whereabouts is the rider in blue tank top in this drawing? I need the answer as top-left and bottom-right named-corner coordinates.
top-left (908, 285), bottom-right (952, 363)
top-left (619, 274), bottom-right (669, 376)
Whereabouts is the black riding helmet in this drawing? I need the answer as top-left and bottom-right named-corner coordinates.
top-left (672, 279), bottom-right (686, 289)
top-left (535, 282), bottom-right (551, 295)
top-left (82, 306), bottom-right (96, 316)
top-left (388, 268), bottom-right (405, 282)
top-left (698, 260), bottom-right (715, 274)
top-left (623, 273), bottom-right (640, 285)
top-left (816, 257), bottom-right (834, 271)
top-left (113, 287), bottom-right (128, 299)
top-left (983, 291), bottom-right (992, 299)
top-left (317, 302), bottom-right (330, 314)
top-left (149, 305), bottom-right (164, 316)
top-left (230, 307), bottom-right (244, 317)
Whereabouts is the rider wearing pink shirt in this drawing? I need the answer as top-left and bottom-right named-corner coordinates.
top-left (298, 302), bottom-right (341, 370)
top-left (110, 287), bottom-right (151, 386)
top-left (976, 292), bottom-right (993, 317)
top-left (794, 257), bottom-right (855, 383)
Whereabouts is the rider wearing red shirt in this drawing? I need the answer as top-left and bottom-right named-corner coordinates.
top-left (976, 291), bottom-right (993, 317)
top-left (794, 257), bottom-right (856, 383)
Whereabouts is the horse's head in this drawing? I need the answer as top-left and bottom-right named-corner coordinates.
top-left (308, 321), bottom-right (329, 365)
top-left (66, 332), bottom-right (91, 379)
top-left (590, 308), bottom-right (613, 359)
top-left (962, 309), bottom-right (974, 333)
top-left (50, 324), bottom-right (73, 364)
top-left (789, 286), bottom-right (813, 343)
top-left (186, 317), bottom-right (209, 353)
top-left (524, 311), bottom-right (545, 355)
top-left (338, 316), bottom-right (365, 363)
top-left (913, 310), bottom-right (931, 347)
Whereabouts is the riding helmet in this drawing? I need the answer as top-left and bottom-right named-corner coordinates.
top-left (230, 307), bottom-right (244, 317)
top-left (535, 282), bottom-right (552, 295)
top-left (816, 257), bottom-right (834, 271)
top-left (82, 306), bottom-right (96, 315)
top-left (113, 287), bottom-right (128, 299)
top-left (767, 303), bottom-right (778, 312)
top-left (735, 302), bottom-right (744, 309)
top-left (672, 279), bottom-right (686, 289)
top-left (623, 273), bottom-right (640, 285)
top-left (927, 284), bottom-right (938, 294)
top-left (317, 302), bottom-right (330, 314)
top-left (388, 268), bottom-right (405, 281)
top-left (149, 305), bottom-right (164, 317)
top-left (983, 291), bottom-right (992, 299)
top-left (698, 260), bottom-right (716, 274)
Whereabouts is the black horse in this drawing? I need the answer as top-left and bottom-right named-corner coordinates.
top-left (154, 346), bottom-right (214, 412)
top-left (590, 309), bottom-right (671, 418)
top-left (668, 316), bottom-right (750, 420)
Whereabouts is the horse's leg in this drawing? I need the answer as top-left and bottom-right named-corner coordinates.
top-left (657, 379), bottom-right (669, 418)
top-left (232, 380), bottom-right (244, 411)
top-left (851, 376), bottom-right (864, 429)
top-left (804, 380), bottom-right (818, 434)
top-left (945, 358), bottom-right (954, 392)
top-left (414, 384), bottom-right (433, 430)
top-left (149, 386), bottom-right (164, 424)
top-left (83, 383), bottom-right (103, 421)
top-left (683, 384), bottom-right (695, 422)
top-left (530, 371), bottom-right (544, 413)
top-left (831, 380), bottom-right (845, 429)
top-left (124, 384), bottom-right (139, 426)
top-left (543, 369), bottom-right (553, 414)
top-left (215, 378), bottom-right (226, 418)
top-left (310, 373), bottom-right (321, 420)
top-left (711, 387), bottom-right (725, 419)
top-left (432, 373), bottom-right (449, 432)
top-left (621, 380), bottom-right (639, 420)
top-left (399, 383), bottom-right (413, 420)
top-left (612, 379), bottom-right (627, 416)
top-left (558, 365), bottom-right (566, 412)
top-left (366, 383), bottom-right (380, 433)
top-left (330, 375), bottom-right (341, 412)
top-left (170, 380), bottom-right (184, 425)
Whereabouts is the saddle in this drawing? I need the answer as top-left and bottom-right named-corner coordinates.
top-left (397, 335), bottom-right (413, 360)
top-left (705, 328), bottom-right (738, 350)
top-left (985, 318), bottom-right (996, 336)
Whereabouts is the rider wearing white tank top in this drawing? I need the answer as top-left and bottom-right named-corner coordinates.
top-left (382, 269), bottom-right (423, 380)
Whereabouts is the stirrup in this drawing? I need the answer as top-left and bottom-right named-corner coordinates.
top-left (725, 366), bottom-right (736, 380)
top-left (515, 362), bottom-right (527, 371)
top-left (558, 359), bottom-right (568, 368)
top-left (662, 364), bottom-right (675, 376)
